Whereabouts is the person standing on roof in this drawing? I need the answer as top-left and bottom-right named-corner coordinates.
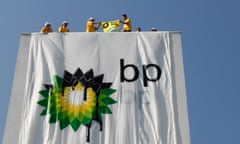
top-left (59, 21), bottom-right (70, 32)
top-left (151, 27), bottom-right (157, 32)
top-left (40, 22), bottom-right (53, 33)
top-left (86, 17), bottom-right (101, 32)
top-left (120, 14), bottom-right (132, 32)
top-left (136, 27), bottom-right (141, 32)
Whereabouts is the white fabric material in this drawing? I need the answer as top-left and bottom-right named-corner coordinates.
top-left (5, 32), bottom-right (190, 144)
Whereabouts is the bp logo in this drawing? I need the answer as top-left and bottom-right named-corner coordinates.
top-left (37, 68), bottom-right (117, 142)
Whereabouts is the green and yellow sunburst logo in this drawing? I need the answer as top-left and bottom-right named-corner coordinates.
top-left (38, 68), bottom-right (117, 142)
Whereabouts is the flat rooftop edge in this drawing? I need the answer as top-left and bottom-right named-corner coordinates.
top-left (21, 31), bottom-right (182, 36)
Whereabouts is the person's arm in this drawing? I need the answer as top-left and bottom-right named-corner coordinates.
top-left (58, 27), bottom-right (62, 32)
top-left (96, 22), bottom-right (102, 30)
top-left (120, 18), bottom-right (129, 24)
top-left (40, 27), bottom-right (46, 33)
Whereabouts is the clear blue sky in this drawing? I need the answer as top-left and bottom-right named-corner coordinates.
top-left (1, 0), bottom-right (240, 143)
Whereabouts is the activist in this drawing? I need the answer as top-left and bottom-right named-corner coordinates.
top-left (40, 22), bottom-right (53, 33)
top-left (136, 27), bottom-right (141, 32)
top-left (86, 17), bottom-right (101, 32)
top-left (151, 27), bottom-right (157, 32)
top-left (58, 21), bottom-right (70, 32)
top-left (120, 14), bottom-right (132, 32)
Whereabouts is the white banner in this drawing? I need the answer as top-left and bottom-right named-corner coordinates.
top-left (4, 32), bottom-right (190, 144)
